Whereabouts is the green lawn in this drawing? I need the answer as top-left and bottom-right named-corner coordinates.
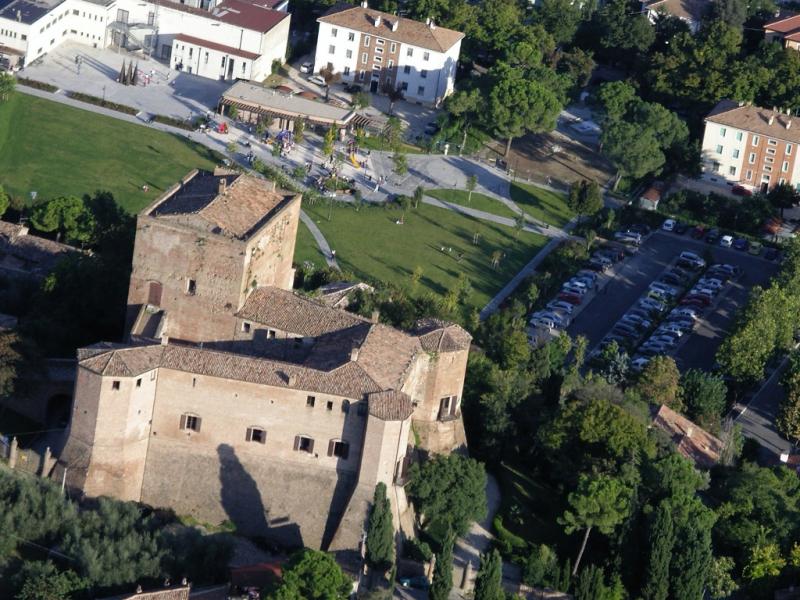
top-left (294, 219), bottom-right (326, 266)
top-left (0, 93), bottom-right (222, 213)
top-left (302, 200), bottom-right (547, 308)
top-left (427, 188), bottom-right (518, 219)
top-left (510, 181), bottom-right (574, 229)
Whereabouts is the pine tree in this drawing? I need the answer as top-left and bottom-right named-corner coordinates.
top-left (429, 531), bottom-right (455, 600)
top-left (365, 483), bottom-right (394, 569)
top-left (474, 549), bottom-right (504, 600)
top-left (642, 501), bottom-right (674, 600)
top-left (574, 565), bottom-right (605, 600)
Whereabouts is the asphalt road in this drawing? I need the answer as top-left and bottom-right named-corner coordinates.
top-left (735, 357), bottom-right (792, 459)
top-left (569, 231), bottom-right (780, 372)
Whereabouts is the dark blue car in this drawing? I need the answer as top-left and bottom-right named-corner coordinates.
top-left (733, 238), bottom-right (749, 251)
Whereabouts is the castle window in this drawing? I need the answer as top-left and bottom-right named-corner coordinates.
top-left (294, 435), bottom-right (314, 453)
top-left (438, 395), bottom-right (459, 420)
top-left (328, 439), bottom-right (349, 459)
top-left (242, 322), bottom-right (251, 333)
top-left (112, 380), bottom-right (120, 390)
top-left (342, 400), bottom-right (350, 414)
top-left (187, 279), bottom-right (196, 295)
top-left (136, 378), bottom-right (142, 388)
top-left (180, 413), bottom-right (201, 432)
top-left (307, 395), bottom-right (316, 407)
top-left (268, 330), bottom-right (276, 339)
top-left (246, 427), bottom-right (266, 444)
top-left (327, 400), bottom-right (334, 411)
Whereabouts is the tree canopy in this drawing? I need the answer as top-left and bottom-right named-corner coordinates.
top-left (271, 549), bottom-right (352, 600)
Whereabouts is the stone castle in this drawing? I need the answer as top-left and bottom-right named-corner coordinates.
top-left (59, 169), bottom-right (470, 561)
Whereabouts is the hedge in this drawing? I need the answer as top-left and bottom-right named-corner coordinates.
top-left (16, 77), bottom-right (58, 92)
top-left (66, 91), bottom-right (138, 115)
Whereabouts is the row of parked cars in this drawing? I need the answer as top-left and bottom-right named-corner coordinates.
top-left (661, 218), bottom-right (780, 260)
top-left (528, 243), bottom-right (632, 334)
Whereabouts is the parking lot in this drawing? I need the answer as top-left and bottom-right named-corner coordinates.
top-left (568, 231), bottom-right (781, 372)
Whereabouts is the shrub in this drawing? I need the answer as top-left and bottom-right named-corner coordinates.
top-left (16, 77), bottom-right (58, 92)
top-left (66, 92), bottom-right (138, 115)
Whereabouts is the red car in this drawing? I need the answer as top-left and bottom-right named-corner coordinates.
top-left (682, 295), bottom-right (711, 307)
top-left (732, 185), bottom-right (753, 197)
top-left (691, 225), bottom-right (706, 239)
top-left (558, 292), bottom-right (583, 305)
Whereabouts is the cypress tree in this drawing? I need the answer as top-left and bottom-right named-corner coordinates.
top-left (474, 549), bottom-right (504, 600)
top-left (119, 60), bottom-right (127, 84)
top-left (430, 530), bottom-right (455, 600)
top-left (574, 565), bottom-right (605, 600)
top-left (365, 482), bottom-right (394, 570)
top-left (127, 61), bottom-right (134, 86)
top-left (132, 62), bottom-right (139, 85)
top-left (671, 525), bottom-right (712, 600)
top-left (642, 501), bottom-right (674, 600)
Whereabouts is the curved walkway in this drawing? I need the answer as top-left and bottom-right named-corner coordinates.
top-left (299, 210), bottom-right (339, 269)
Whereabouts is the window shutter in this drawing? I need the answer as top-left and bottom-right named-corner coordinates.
top-left (308, 438), bottom-right (315, 454)
top-left (328, 440), bottom-right (335, 457)
top-left (293, 435), bottom-right (300, 451)
top-left (246, 427), bottom-right (252, 442)
top-left (179, 414), bottom-right (186, 430)
top-left (342, 443), bottom-right (350, 460)
top-left (195, 417), bottom-right (202, 433)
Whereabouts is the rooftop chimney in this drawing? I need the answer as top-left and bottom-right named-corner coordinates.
top-left (391, 19), bottom-right (398, 31)
top-left (371, 309), bottom-right (380, 323)
top-left (287, 373), bottom-right (296, 386)
top-left (16, 9), bottom-right (21, 21)
top-left (373, 15), bottom-right (380, 26)
top-left (360, 0), bottom-right (367, 6)
top-left (788, 119), bottom-right (793, 130)
top-left (350, 347), bottom-right (360, 361)
top-left (769, 115), bottom-right (775, 125)
top-left (686, 425), bottom-right (694, 438)
top-left (218, 177), bottom-right (227, 195)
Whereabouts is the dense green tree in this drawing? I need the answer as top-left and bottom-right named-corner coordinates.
top-left (641, 501), bottom-right (674, 600)
top-left (708, 556), bottom-right (739, 599)
top-left (589, 0), bottom-right (654, 62)
top-left (271, 549), bottom-right (352, 600)
top-left (596, 81), bottom-right (638, 123)
top-left (477, 308), bottom-right (531, 368)
top-left (523, 544), bottom-right (561, 589)
top-left (407, 454), bottom-right (487, 536)
top-left (574, 565), bottom-right (624, 600)
top-left (486, 62), bottom-right (562, 156)
top-left (670, 524), bottom-right (712, 600)
top-left (636, 356), bottom-right (682, 410)
top-left (0, 329), bottom-right (21, 398)
top-left (777, 367), bottom-right (800, 443)
top-left (446, 88), bottom-right (484, 155)
top-left (679, 369), bottom-right (728, 426)
top-left (567, 180), bottom-right (604, 217)
top-left (596, 340), bottom-right (629, 385)
top-left (30, 196), bottom-right (95, 244)
top-left (14, 561), bottom-right (87, 600)
top-left (393, 152), bottom-right (408, 176)
top-left (366, 483), bottom-right (394, 569)
top-left (429, 530), bottom-right (455, 600)
top-left (742, 542), bottom-right (785, 582)
top-left (534, 0), bottom-right (584, 44)
top-left (714, 0), bottom-right (747, 28)
top-left (322, 127), bottom-right (336, 157)
top-left (559, 473), bottom-right (633, 574)
top-left (473, 549), bottom-right (504, 600)
top-left (768, 182), bottom-right (799, 219)
top-left (0, 71), bottom-right (14, 101)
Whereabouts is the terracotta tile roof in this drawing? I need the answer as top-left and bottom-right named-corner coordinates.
top-left (355, 324), bottom-right (421, 389)
top-left (211, 0), bottom-right (289, 32)
top-left (643, 0), bottom-right (709, 22)
top-left (317, 281), bottom-right (374, 308)
top-left (706, 100), bottom-right (800, 145)
top-left (0, 221), bottom-right (79, 276)
top-left (148, 170), bottom-right (299, 240)
top-left (174, 34), bottom-right (260, 60)
top-left (78, 342), bottom-right (382, 399)
top-left (368, 389), bottom-right (413, 420)
top-left (318, 4), bottom-right (464, 52)
top-left (651, 405), bottom-right (723, 469)
top-left (765, 13), bottom-right (800, 33)
top-left (413, 318), bottom-right (472, 352)
top-left (103, 585), bottom-right (190, 600)
top-left (237, 286), bottom-right (369, 336)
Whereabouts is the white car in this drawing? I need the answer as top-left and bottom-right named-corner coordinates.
top-left (671, 307), bottom-right (698, 320)
top-left (720, 235), bottom-right (734, 248)
top-left (562, 283), bottom-right (588, 296)
top-left (300, 62), bottom-right (313, 73)
top-left (649, 282), bottom-right (679, 298)
top-left (308, 74), bottom-right (326, 86)
top-left (662, 219), bottom-right (676, 232)
top-left (678, 251), bottom-right (706, 269)
top-left (532, 311), bottom-right (568, 327)
top-left (531, 317), bottom-right (561, 330)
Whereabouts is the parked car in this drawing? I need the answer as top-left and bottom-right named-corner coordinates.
top-left (662, 218), bottom-right (676, 232)
top-left (558, 292), bottom-right (583, 305)
top-left (576, 269), bottom-right (599, 282)
top-left (706, 228), bottom-right (720, 244)
top-left (657, 323), bottom-right (685, 336)
top-left (649, 335), bottom-right (677, 347)
top-left (591, 254), bottom-right (613, 266)
top-left (587, 258), bottom-right (611, 272)
top-left (720, 235), bottom-right (734, 248)
top-left (749, 241), bottom-right (763, 256)
top-left (678, 251), bottom-right (706, 269)
top-left (621, 314), bottom-right (652, 329)
top-left (732, 184), bottom-right (753, 197)
top-left (531, 317), bottom-right (561, 330)
top-left (647, 289), bottom-right (672, 303)
top-left (532, 311), bottom-right (568, 327)
top-left (689, 287), bottom-right (716, 299)
top-left (667, 317), bottom-right (696, 331)
top-left (562, 283), bottom-right (588, 296)
top-left (631, 357), bottom-right (651, 372)
top-left (671, 307), bottom-right (698, 320)
top-left (682, 295), bottom-right (712, 307)
top-left (564, 278), bottom-right (589, 290)
top-left (599, 246), bottom-right (626, 261)
top-left (691, 225), bottom-right (706, 239)
top-left (660, 273), bottom-right (685, 286)
top-left (650, 282), bottom-right (680, 298)
top-left (640, 298), bottom-right (667, 312)
top-left (308, 74), bottom-right (326, 86)
top-left (547, 300), bottom-right (574, 314)
top-left (628, 308), bottom-right (655, 321)
top-left (640, 341), bottom-right (671, 354)
top-left (674, 222), bottom-right (689, 234)
top-left (710, 263), bottom-right (740, 276)
top-left (765, 247), bottom-right (781, 261)
top-left (628, 223), bottom-right (651, 235)
top-left (614, 231), bottom-right (642, 245)
top-left (733, 238), bottom-right (749, 251)
top-left (613, 325), bottom-right (640, 338)
top-left (344, 83), bottom-right (362, 93)
top-left (300, 62), bottom-right (313, 73)
top-left (697, 278), bottom-right (724, 290)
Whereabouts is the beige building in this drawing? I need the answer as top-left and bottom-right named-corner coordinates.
top-left (60, 169), bottom-right (470, 564)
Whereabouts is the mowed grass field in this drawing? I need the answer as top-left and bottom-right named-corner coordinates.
top-left (302, 200), bottom-right (548, 308)
top-left (510, 181), bottom-right (574, 228)
top-left (426, 188), bottom-right (519, 219)
top-left (0, 93), bottom-right (221, 213)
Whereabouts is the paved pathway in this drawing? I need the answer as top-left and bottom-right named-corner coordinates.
top-left (299, 210), bottom-right (339, 269)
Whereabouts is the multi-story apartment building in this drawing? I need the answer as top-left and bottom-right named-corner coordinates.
top-left (59, 168), bottom-right (471, 563)
top-left (313, 1), bottom-right (463, 106)
top-left (0, 0), bottom-right (289, 81)
top-left (701, 100), bottom-right (800, 193)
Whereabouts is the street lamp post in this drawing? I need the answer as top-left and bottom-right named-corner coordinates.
top-left (102, 85), bottom-right (106, 103)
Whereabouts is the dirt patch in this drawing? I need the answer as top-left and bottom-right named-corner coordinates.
top-left (480, 130), bottom-right (616, 190)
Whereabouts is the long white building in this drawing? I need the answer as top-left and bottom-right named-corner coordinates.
top-left (313, 1), bottom-right (463, 106)
top-left (0, 0), bottom-right (289, 82)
